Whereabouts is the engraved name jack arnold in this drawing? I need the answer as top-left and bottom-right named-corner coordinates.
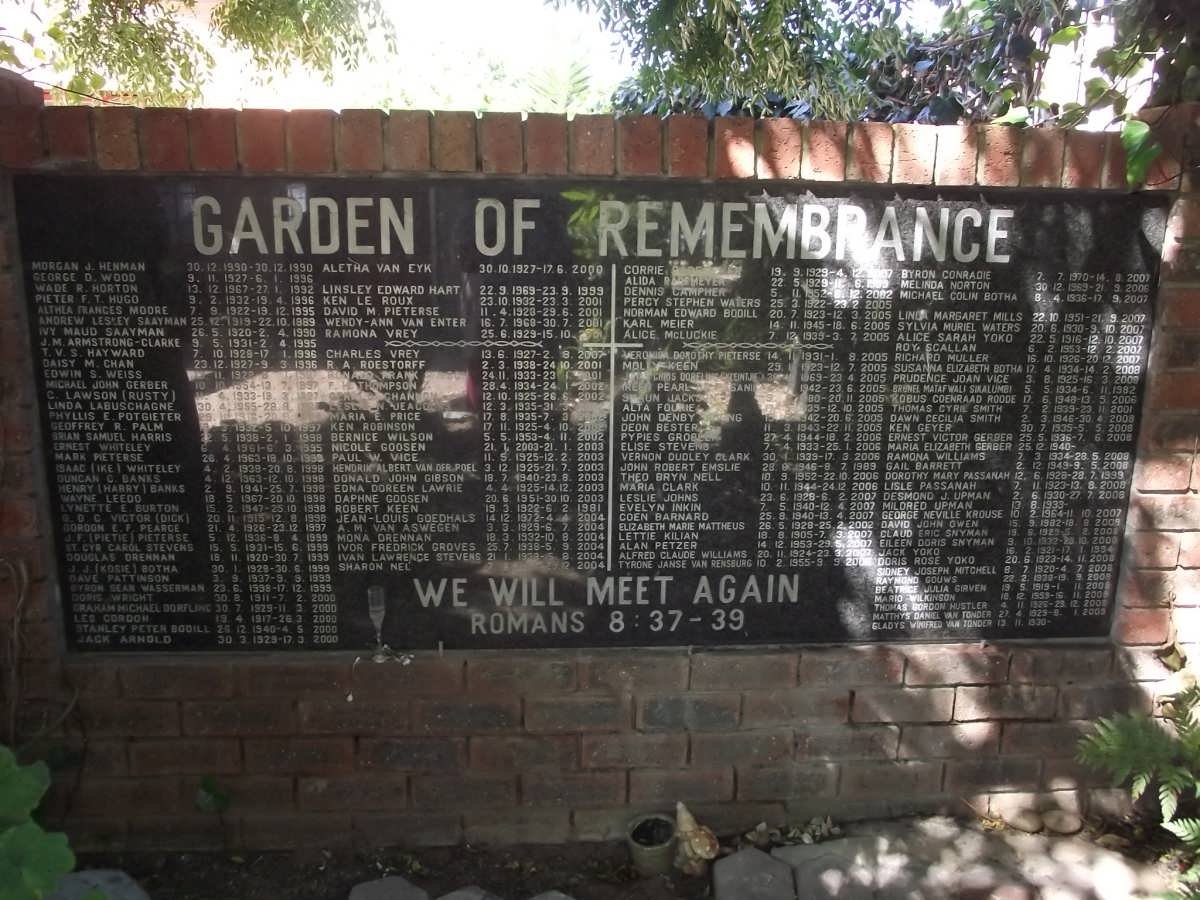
top-left (15, 176), bottom-right (1165, 651)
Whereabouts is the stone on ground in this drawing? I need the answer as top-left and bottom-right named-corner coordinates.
top-left (1042, 810), bottom-right (1083, 835)
top-left (774, 836), bottom-right (910, 899)
top-left (349, 875), bottom-right (430, 900)
top-left (714, 847), bottom-right (795, 900)
top-left (526, 893), bottom-right (576, 900)
top-left (438, 889), bottom-right (503, 900)
top-left (1004, 809), bottom-right (1044, 834)
top-left (49, 870), bottom-right (151, 900)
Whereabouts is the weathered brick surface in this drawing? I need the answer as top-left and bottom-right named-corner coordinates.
top-left (412, 773), bottom-right (515, 808)
top-left (470, 735), bottom-right (577, 770)
top-left (0, 106), bottom-right (41, 167)
top-left (738, 763), bottom-right (837, 801)
top-left (976, 125), bottom-right (1020, 186)
top-left (297, 698), bottom-right (408, 735)
top-left (903, 646), bottom-right (1008, 685)
top-left (336, 109), bottom-right (384, 171)
top-left (758, 118), bottom-right (802, 178)
top-left (120, 663), bottom-right (233, 699)
top-left (299, 774), bottom-right (406, 811)
top-left (642, 693), bottom-right (740, 730)
top-left (467, 657), bottom-right (575, 693)
top-left (139, 109), bottom-right (188, 171)
top-left (630, 768), bottom-right (734, 804)
top-left (690, 730), bottom-right (795, 766)
top-left (525, 114), bottom-right (567, 175)
top-left (182, 699), bottom-right (296, 736)
top-left (286, 110), bottom-right (334, 172)
top-left (1062, 130), bottom-right (1106, 188)
top-left (944, 757), bottom-right (1041, 793)
top-left (618, 116), bottom-right (662, 175)
top-left (667, 116), bottom-right (708, 177)
top-left (188, 109), bottom-right (237, 171)
top-left (129, 738), bottom-right (241, 776)
top-left (527, 695), bottom-right (630, 733)
top-left (243, 737), bottom-right (354, 774)
top-left (580, 733), bottom-right (686, 768)
top-left (480, 112), bottom-right (523, 174)
top-left (521, 771), bottom-right (626, 807)
top-left (955, 686), bottom-right (1057, 721)
top-left (43, 107), bottom-right (91, 163)
top-left (1021, 128), bottom-right (1065, 187)
top-left (415, 698), bottom-right (520, 734)
top-left (934, 125), bottom-right (978, 185)
top-left (839, 761), bottom-right (943, 798)
top-left (852, 688), bottom-right (954, 724)
top-left (744, 688), bottom-right (849, 725)
top-left (715, 118), bottom-right (755, 178)
top-left (94, 108), bottom-right (139, 170)
top-left (794, 724), bottom-right (898, 760)
top-left (432, 111), bottom-right (476, 172)
top-left (358, 737), bottom-right (466, 771)
top-left (571, 115), bottom-right (614, 175)
top-left (385, 111), bottom-right (431, 171)
top-left (237, 109), bottom-right (286, 172)
top-left (581, 654), bottom-right (688, 692)
top-left (799, 647), bottom-right (904, 685)
top-left (899, 722), bottom-right (999, 759)
top-left (464, 809), bottom-right (570, 845)
top-left (802, 122), bottom-right (847, 181)
top-left (848, 122), bottom-right (892, 182)
top-left (690, 652), bottom-right (796, 689)
top-left (892, 124), bottom-right (936, 184)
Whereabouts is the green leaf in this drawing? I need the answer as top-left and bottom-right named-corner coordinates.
top-left (1120, 118), bottom-right (1163, 189)
top-left (0, 42), bottom-right (20, 67)
top-left (0, 857), bottom-right (38, 900)
top-left (0, 754), bottom-right (49, 827)
top-left (1084, 77), bottom-right (1111, 105)
top-left (1049, 25), bottom-right (1083, 46)
top-left (1161, 780), bottom-right (1180, 821)
top-left (194, 776), bottom-right (230, 815)
top-left (0, 821), bottom-right (76, 895)
top-left (991, 105), bottom-right (1030, 125)
top-left (1164, 816), bottom-right (1200, 848)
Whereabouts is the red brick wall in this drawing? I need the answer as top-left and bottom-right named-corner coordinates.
top-left (1, 84), bottom-right (1198, 850)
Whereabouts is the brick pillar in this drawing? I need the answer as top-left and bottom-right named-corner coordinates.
top-left (0, 70), bottom-right (54, 750)
top-left (1125, 104), bottom-right (1200, 664)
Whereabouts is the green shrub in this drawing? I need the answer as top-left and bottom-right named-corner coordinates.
top-left (1079, 681), bottom-right (1200, 897)
top-left (0, 743), bottom-right (101, 900)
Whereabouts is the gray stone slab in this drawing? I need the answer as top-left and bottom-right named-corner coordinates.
top-left (714, 847), bottom-right (795, 900)
top-left (438, 889), bottom-right (503, 900)
top-left (526, 894), bottom-right (575, 900)
top-left (49, 870), bottom-right (151, 900)
top-left (773, 837), bottom-right (916, 899)
top-left (349, 876), bottom-right (430, 900)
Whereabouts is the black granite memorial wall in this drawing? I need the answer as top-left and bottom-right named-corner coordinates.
top-left (14, 174), bottom-right (1166, 651)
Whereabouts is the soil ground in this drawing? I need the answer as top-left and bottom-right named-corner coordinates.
top-left (80, 815), bottom-right (1183, 900)
top-left (82, 842), bottom-right (712, 900)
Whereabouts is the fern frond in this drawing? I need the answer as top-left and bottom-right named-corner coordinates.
top-left (1163, 817), bottom-right (1200, 849)
top-left (1161, 779), bottom-right (1181, 822)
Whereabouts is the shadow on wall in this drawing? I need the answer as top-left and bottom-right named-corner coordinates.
top-left (698, 124), bottom-right (1179, 826)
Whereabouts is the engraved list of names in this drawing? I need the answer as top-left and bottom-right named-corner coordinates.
top-left (14, 175), bottom-right (1165, 651)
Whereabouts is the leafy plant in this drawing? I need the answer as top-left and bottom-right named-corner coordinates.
top-left (0, 744), bottom-right (100, 900)
top-left (525, 60), bottom-right (600, 114)
top-left (1079, 679), bottom-right (1200, 896)
top-left (0, 0), bottom-right (393, 105)
top-left (581, 0), bottom-right (1197, 187)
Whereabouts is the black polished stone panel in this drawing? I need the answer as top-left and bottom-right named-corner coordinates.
top-left (13, 174), bottom-right (1167, 651)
